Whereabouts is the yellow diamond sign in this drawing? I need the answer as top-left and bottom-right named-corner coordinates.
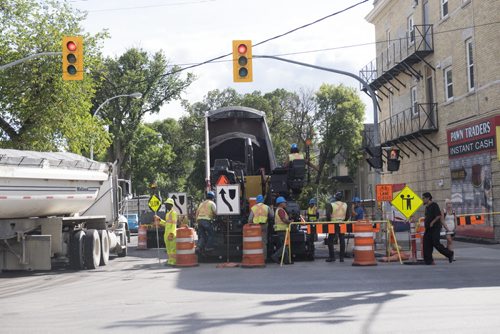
top-left (390, 185), bottom-right (423, 219)
top-left (148, 194), bottom-right (162, 212)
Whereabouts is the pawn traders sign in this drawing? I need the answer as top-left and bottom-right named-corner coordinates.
top-left (148, 194), bottom-right (162, 212)
top-left (390, 185), bottom-right (423, 219)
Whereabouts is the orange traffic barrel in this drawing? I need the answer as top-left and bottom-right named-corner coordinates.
top-left (352, 221), bottom-right (377, 266)
top-left (175, 227), bottom-right (198, 267)
top-left (137, 225), bottom-right (147, 250)
top-left (241, 224), bottom-right (265, 268)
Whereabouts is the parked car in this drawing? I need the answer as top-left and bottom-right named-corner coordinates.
top-left (126, 214), bottom-right (139, 233)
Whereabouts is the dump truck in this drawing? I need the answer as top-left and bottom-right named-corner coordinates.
top-left (0, 149), bottom-right (128, 271)
top-left (203, 106), bottom-right (314, 261)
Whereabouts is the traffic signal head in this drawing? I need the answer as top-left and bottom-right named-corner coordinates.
top-left (387, 148), bottom-right (401, 172)
top-left (232, 40), bottom-right (253, 82)
top-left (62, 36), bottom-right (83, 81)
top-left (365, 146), bottom-right (382, 169)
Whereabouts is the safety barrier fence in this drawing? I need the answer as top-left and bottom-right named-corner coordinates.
top-left (281, 218), bottom-right (400, 266)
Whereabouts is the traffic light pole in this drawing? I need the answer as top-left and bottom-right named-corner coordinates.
top-left (0, 52), bottom-right (61, 71)
top-left (253, 55), bottom-right (381, 183)
top-left (253, 55), bottom-right (379, 146)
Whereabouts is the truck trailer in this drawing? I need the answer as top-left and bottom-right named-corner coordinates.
top-left (203, 106), bottom-right (314, 261)
top-left (0, 149), bottom-right (128, 271)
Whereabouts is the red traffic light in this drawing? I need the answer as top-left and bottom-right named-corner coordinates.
top-left (237, 44), bottom-right (247, 54)
top-left (66, 41), bottom-right (77, 51)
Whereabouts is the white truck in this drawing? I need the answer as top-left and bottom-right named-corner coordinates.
top-left (0, 149), bottom-right (128, 271)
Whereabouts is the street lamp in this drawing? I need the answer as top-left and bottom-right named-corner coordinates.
top-left (90, 92), bottom-right (142, 160)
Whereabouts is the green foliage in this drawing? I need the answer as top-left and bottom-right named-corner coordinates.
top-left (92, 47), bottom-right (194, 179)
top-left (0, 0), bottom-right (109, 151)
top-left (314, 84), bottom-right (365, 193)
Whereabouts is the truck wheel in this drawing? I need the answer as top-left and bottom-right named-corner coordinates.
top-left (84, 229), bottom-right (101, 269)
top-left (117, 235), bottom-right (127, 257)
top-left (69, 230), bottom-right (85, 270)
top-left (99, 230), bottom-right (110, 266)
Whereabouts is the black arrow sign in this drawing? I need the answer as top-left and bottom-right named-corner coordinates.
top-left (219, 188), bottom-right (233, 212)
top-left (179, 195), bottom-right (185, 205)
top-left (171, 194), bottom-right (183, 214)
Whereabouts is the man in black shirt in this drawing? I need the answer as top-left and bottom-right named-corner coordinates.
top-left (422, 192), bottom-right (454, 265)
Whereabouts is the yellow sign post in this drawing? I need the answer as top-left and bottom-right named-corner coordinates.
top-left (390, 185), bottom-right (423, 219)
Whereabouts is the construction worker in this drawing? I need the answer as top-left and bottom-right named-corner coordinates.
top-left (351, 197), bottom-right (364, 221)
top-left (325, 191), bottom-right (348, 262)
top-left (248, 194), bottom-right (274, 259)
top-left (307, 198), bottom-right (319, 241)
top-left (271, 196), bottom-right (293, 264)
top-left (196, 191), bottom-right (217, 253)
top-left (154, 198), bottom-right (178, 266)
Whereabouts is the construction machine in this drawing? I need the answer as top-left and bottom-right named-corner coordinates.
top-left (202, 106), bottom-right (314, 262)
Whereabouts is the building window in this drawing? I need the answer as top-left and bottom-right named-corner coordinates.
top-left (444, 67), bottom-right (453, 101)
top-left (411, 86), bottom-right (418, 117)
top-left (408, 15), bottom-right (415, 45)
top-left (441, 0), bottom-right (449, 18)
top-left (466, 39), bottom-right (474, 91)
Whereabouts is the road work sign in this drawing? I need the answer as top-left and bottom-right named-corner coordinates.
top-left (390, 185), bottom-right (423, 219)
top-left (376, 184), bottom-right (393, 202)
top-left (168, 192), bottom-right (187, 215)
top-left (216, 185), bottom-right (240, 215)
top-left (148, 194), bottom-right (162, 212)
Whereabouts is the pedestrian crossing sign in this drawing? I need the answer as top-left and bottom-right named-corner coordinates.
top-left (390, 185), bottom-right (423, 219)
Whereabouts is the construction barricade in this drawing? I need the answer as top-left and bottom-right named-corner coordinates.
top-left (137, 225), bottom-right (147, 250)
top-left (352, 220), bottom-right (377, 266)
top-left (241, 224), bottom-right (265, 268)
top-left (175, 227), bottom-right (198, 267)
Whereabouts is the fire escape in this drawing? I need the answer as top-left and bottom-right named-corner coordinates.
top-left (360, 25), bottom-right (439, 156)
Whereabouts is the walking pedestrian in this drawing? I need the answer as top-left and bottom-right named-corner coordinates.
top-left (422, 192), bottom-right (454, 265)
top-left (442, 198), bottom-right (456, 252)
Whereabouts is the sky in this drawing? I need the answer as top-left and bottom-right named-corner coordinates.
top-left (70, 0), bottom-right (376, 123)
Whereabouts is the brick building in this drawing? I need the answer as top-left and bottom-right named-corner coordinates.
top-left (360, 0), bottom-right (500, 241)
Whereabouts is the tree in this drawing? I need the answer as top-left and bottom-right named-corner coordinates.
top-left (0, 0), bottom-right (109, 151)
top-left (313, 84), bottom-right (365, 193)
top-left (92, 48), bottom-right (194, 179)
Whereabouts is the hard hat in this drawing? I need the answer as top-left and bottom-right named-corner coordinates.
top-left (165, 198), bottom-right (174, 205)
top-left (256, 195), bottom-right (264, 203)
top-left (290, 143), bottom-right (298, 150)
top-left (207, 191), bottom-right (215, 199)
top-left (352, 196), bottom-right (361, 203)
top-left (276, 196), bottom-right (287, 205)
top-left (334, 191), bottom-right (343, 201)
top-left (309, 198), bottom-right (316, 205)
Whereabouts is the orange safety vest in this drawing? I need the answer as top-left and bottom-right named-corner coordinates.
top-left (197, 200), bottom-right (215, 221)
top-left (274, 207), bottom-right (289, 231)
top-left (251, 203), bottom-right (269, 224)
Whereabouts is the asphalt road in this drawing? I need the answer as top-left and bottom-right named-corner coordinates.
top-left (1, 236), bottom-right (500, 334)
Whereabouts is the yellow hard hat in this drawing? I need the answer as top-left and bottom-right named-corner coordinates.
top-left (165, 198), bottom-right (174, 205)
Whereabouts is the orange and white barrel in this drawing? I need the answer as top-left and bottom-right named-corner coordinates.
top-left (175, 227), bottom-right (198, 267)
top-left (352, 221), bottom-right (377, 266)
top-left (241, 224), bottom-right (265, 268)
top-left (137, 225), bottom-right (147, 250)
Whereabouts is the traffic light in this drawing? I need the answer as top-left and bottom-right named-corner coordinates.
top-left (366, 146), bottom-right (382, 169)
top-left (232, 40), bottom-right (253, 82)
top-left (62, 36), bottom-right (83, 81)
top-left (387, 148), bottom-right (401, 172)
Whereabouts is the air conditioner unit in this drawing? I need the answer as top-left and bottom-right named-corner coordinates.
top-left (412, 0), bottom-right (418, 8)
